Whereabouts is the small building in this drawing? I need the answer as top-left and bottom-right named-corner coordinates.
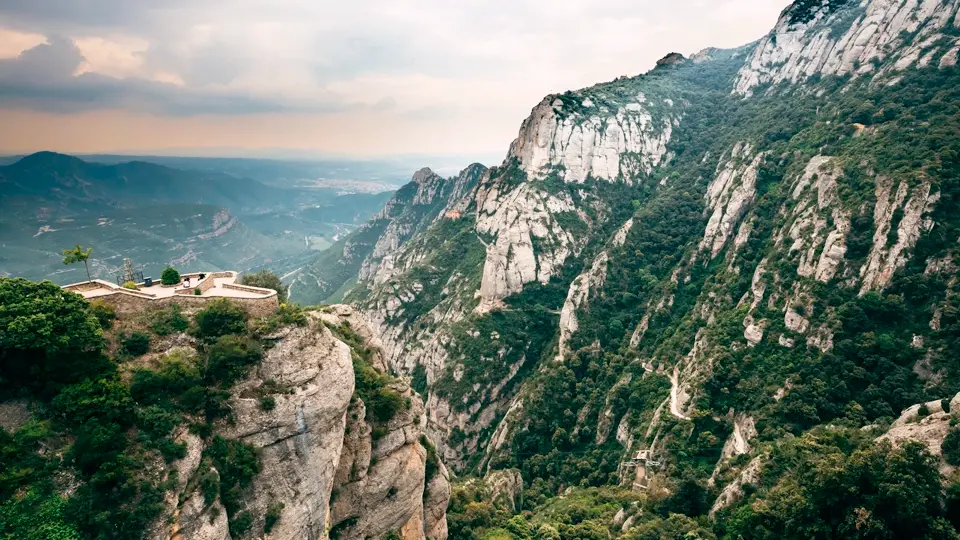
top-left (63, 270), bottom-right (279, 317)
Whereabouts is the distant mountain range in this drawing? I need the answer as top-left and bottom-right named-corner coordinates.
top-left (0, 152), bottom-right (295, 219)
top-left (0, 152), bottom-right (396, 284)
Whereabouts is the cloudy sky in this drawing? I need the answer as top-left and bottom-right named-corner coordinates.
top-left (0, 1), bottom-right (789, 159)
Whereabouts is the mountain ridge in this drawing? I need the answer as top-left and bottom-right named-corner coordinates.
top-left (293, 0), bottom-right (960, 536)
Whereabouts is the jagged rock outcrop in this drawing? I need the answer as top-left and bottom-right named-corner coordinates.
top-left (509, 92), bottom-right (677, 184)
top-left (735, 0), bottom-right (960, 96)
top-left (292, 165), bottom-right (486, 305)
top-left (166, 309), bottom-right (449, 540)
top-left (475, 181), bottom-right (583, 311)
top-left (699, 143), bottom-right (765, 259)
top-left (295, 0), bottom-right (960, 510)
top-left (483, 469), bottom-right (524, 513)
top-left (878, 393), bottom-right (960, 476)
top-left (859, 177), bottom-right (938, 293)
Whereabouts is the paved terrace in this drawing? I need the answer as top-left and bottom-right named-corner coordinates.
top-left (65, 271), bottom-right (275, 300)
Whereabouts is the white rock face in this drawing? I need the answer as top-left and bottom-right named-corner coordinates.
top-left (474, 181), bottom-right (583, 311)
top-left (735, 0), bottom-right (960, 96)
top-left (722, 415), bottom-right (757, 460)
top-left (509, 95), bottom-right (677, 184)
top-left (710, 414), bottom-right (757, 486)
top-left (557, 251), bottom-right (609, 361)
top-left (743, 315), bottom-right (767, 345)
top-left (700, 144), bottom-right (765, 258)
top-left (214, 319), bottom-right (355, 540)
top-left (172, 483), bottom-right (231, 540)
top-left (787, 156), bottom-right (850, 283)
top-left (711, 456), bottom-right (764, 516)
top-left (165, 311), bottom-right (448, 540)
top-left (329, 385), bottom-right (436, 540)
top-left (423, 461), bottom-right (452, 540)
top-left (860, 178), bottom-right (937, 293)
top-left (484, 469), bottom-right (524, 513)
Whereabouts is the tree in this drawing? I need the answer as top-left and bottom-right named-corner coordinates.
top-left (240, 270), bottom-right (288, 302)
top-left (192, 298), bottom-right (248, 341)
top-left (0, 278), bottom-right (109, 397)
top-left (943, 428), bottom-right (960, 466)
top-left (62, 244), bottom-right (94, 281)
top-left (160, 266), bottom-right (181, 286)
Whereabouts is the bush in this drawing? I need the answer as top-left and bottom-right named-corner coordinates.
top-left (204, 435), bottom-right (260, 534)
top-left (205, 335), bottom-right (262, 387)
top-left (240, 270), bottom-right (288, 302)
top-left (122, 281), bottom-right (139, 290)
top-left (192, 299), bottom-right (247, 341)
top-left (89, 300), bottom-right (116, 329)
top-left (251, 303), bottom-right (307, 336)
top-left (149, 306), bottom-right (189, 336)
top-left (259, 396), bottom-right (276, 411)
top-left (160, 266), bottom-right (181, 286)
top-left (200, 467), bottom-right (221, 505)
top-left (264, 501), bottom-right (284, 534)
top-left (121, 332), bottom-right (151, 357)
top-left (919, 404), bottom-right (931, 417)
top-left (944, 429), bottom-right (960, 466)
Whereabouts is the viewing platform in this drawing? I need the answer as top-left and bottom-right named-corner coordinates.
top-left (63, 271), bottom-right (279, 316)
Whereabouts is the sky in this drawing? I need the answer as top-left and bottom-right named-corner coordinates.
top-left (0, 1), bottom-right (790, 160)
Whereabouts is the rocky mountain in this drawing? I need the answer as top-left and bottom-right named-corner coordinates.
top-left (291, 164), bottom-right (487, 304)
top-left (295, 0), bottom-right (960, 536)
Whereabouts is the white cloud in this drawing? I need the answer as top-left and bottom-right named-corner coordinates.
top-left (0, 0), bottom-right (790, 155)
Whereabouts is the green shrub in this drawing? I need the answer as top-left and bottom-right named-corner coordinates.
top-left (259, 396), bottom-right (276, 411)
top-left (121, 332), bottom-right (151, 357)
top-left (192, 299), bottom-right (247, 341)
top-left (160, 266), bottom-right (181, 286)
top-left (240, 270), bottom-right (288, 302)
top-left (230, 511), bottom-right (253, 536)
top-left (149, 306), bottom-right (189, 336)
top-left (122, 281), bottom-right (139, 290)
top-left (200, 467), bottom-right (221, 505)
top-left (130, 352), bottom-right (202, 410)
top-left (251, 303), bottom-right (307, 336)
top-left (89, 300), bottom-right (116, 329)
top-left (204, 436), bottom-right (260, 534)
top-left (205, 335), bottom-right (262, 387)
top-left (421, 435), bottom-right (441, 484)
top-left (264, 501), bottom-right (284, 534)
top-left (944, 429), bottom-right (960, 466)
top-left (919, 404), bottom-right (931, 417)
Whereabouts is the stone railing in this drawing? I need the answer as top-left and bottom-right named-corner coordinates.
top-left (221, 282), bottom-right (278, 296)
top-left (64, 279), bottom-right (115, 293)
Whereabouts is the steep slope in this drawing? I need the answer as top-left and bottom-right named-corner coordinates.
top-left (293, 0), bottom-right (960, 535)
top-left (291, 164), bottom-right (487, 304)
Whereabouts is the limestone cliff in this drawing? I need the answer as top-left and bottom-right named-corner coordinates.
top-left (161, 308), bottom-right (449, 540)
